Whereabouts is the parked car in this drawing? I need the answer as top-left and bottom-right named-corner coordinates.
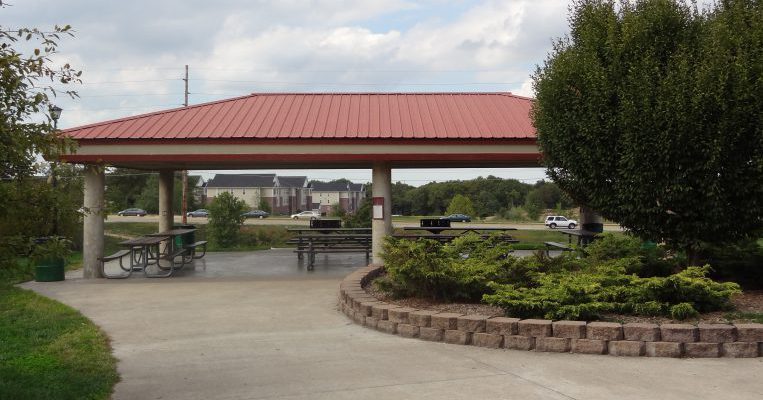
top-left (116, 208), bottom-right (147, 217)
top-left (186, 209), bottom-right (209, 218)
top-left (242, 210), bottom-right (269, 219)
top-left (544, 215), bottom-right (577, 229)
top-left (290, 210), bottom-right (320, 220)
top-left (441, 214), bottom-right (472, 222)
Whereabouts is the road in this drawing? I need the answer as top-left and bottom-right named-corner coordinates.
top-left (107, 215), bottom-right (624, 231)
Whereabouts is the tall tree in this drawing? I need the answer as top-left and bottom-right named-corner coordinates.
top-left (533, 0), bottom-right (763, 260)
top-left (445, 194), bottom-right (476, 216)
top-left (0, 20), bottom-right (81, 258)
top-left (0, 24), bottom-right (80, 179)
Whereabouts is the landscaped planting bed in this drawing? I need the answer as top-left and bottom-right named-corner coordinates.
top-left (338, 234), bottom-right (763, 358)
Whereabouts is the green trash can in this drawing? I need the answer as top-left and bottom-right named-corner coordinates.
top-left (35, 258), bottom-right (65, 282)
top-left (173, 224), bottom-right (196, 248)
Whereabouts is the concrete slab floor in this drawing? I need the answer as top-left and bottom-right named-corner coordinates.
top-left (22, 250), bottom-right (763, 400)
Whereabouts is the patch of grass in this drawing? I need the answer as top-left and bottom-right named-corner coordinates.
top-left (104, 221), bottom-right (159, 237)
top-left (0, 286), bottom-right (118, 399)
top-left (724, 311), bottom-right (763, 324)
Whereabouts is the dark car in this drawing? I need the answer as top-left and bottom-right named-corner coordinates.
top-left (117, 208), bottom-right (147, 217)
top-left (186, 209), bottom-right (209, 218)
top-left (441, 214), bottom-right (471, 222)
top-left (242, 210), bottom-right (269, 219)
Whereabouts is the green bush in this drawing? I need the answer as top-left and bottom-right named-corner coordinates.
top-left (379, 234), bottom-right (743, 321)
top-left (483, 262), bottom-right (740, 320)
top-left (377, 234), bottom-right (516, 302)
top-left (702, 239), bottom-right (763, 289)
top-left (670, 303), bottom-right (700, 320)
top-left (207, 192), bottom-right (247, 248)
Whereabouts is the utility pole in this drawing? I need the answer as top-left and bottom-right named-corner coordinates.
top-left (181, 65), bottom-right (189, 224)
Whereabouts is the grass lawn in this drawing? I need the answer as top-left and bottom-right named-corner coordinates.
top-left (0, 286), bottom-right (119, 399)
top-left (104, 222), bottom-right (292, 252)
top-left (1, 252), bottom-right (118, 399)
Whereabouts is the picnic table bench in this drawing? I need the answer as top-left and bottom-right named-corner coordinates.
top-left (290, 234), bottom-right (371, 270)
top-left (99, 228), bottom-right (206, 279)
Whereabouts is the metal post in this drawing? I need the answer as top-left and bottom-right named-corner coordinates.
top-left (181, 65), bottom-right (189, 224)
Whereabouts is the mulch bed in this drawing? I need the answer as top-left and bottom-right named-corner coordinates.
top-left (363, 274), bottom-right (763, 324)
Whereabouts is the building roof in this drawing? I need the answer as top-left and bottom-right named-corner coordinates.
top-left (277, 176), bottom-right (308, 188)
top-left (311, 181), bottom-right (353, 192)
top-left (206, 174), bottom-right (275, 188)
top-left (62, 93), bottom-right (535, 141)
top-left (349, 183), bottom-right (364, 191)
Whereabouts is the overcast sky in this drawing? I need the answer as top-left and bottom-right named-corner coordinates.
top-left (5, 0), bottom-right (701, 185)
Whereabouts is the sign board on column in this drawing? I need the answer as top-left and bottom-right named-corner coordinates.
top-left (373, 197), bottom-right (384, 220)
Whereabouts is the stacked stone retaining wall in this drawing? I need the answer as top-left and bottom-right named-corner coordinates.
top-left (339, 265), bottom-right (763, 358)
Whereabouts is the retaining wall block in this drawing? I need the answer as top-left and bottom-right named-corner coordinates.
top-left (397, 324), bottom-right (420, 339)
top-left (486, 317), bottom-right (519, 336)
top-left (371, 303), bottom-right (398, 320)
top-left (430, 313), bottom-right (463, 330)
top-left (571, 339), bottom-right (607, 355)
top-left (457, 314), bottom-right (489, 333)
top-left (364, 316), bottom-right (379, 330)
top-left (587, 322), bottom-right (624, 341)
top-left (684, 342), bottom-right (720, 358)
top-left (645, 342), bottom-right (683, 358)
top-left (721, 342), bottom-right (759, 358)
top-left (377, 319), bottom-right (398, 335)
top-left (409, 310), bottom-right (439, 327)
top-left (472, 333), bottom-right (503, 349)
top-left (698, 324), bottom-right (736, 343)
top-left (660, 324), bottom-right (698, 343)
top-left (553, 321), bottom-right (586, 339)
top-left (359, 301), bottom-right (381, 317)
top-left (517, 319), bottom-right (553, 337)
top-left (388, 307), bottom-right (417, 324)
top-left (608, 340), bottom-right (645, 357)
top-left (444, 330), bottom-right (472, 345)
top-left (623, 323), bottom-right (661, 342)
top-left (734, 323), bottom-right (763, 342)
top-left (353, 296), bottom-right (378, 311)
top-left (419, 327), bottom-right (444, 342)
top-left (536, 337), bottom-right (571, 353)
top-left (352, 312), bottom-right (366, 326)
top-left (505, 335), bottom-right (535, 351)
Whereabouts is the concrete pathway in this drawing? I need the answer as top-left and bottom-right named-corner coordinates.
top-left (22, 250), bottom-right (762, 400)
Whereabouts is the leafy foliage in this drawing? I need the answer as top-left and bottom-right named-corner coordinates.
top-left (445, 194), bottom-right (476, 216)
top-left (376, 234), bottom-right (516, 302)
top-left (379, 233), bottom-right (741, 320)
top-left (533, 0), bottom-right (763, 254)
top-left (0, 25), bottom-right (80, 179)
top-left (207, 192), bottom-right (247, 248)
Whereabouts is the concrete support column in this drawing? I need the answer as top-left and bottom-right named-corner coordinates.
top-left (83, 165), bottom-right (105, 279)
top-left (159, 170), bottom-right (175, 233)
top-left (372, 162), bottom-right (392, 265)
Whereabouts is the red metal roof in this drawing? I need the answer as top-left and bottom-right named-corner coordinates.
top-left (64, 93), bottom-right (535, 141)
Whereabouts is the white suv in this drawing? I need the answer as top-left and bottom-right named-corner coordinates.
top-left (290, 211), bottom-right (320, 220)
top-left (545, 215), bottom-right (577, 229)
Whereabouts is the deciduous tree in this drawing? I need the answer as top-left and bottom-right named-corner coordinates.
top-left (533, 0), bottom-right (763, 260)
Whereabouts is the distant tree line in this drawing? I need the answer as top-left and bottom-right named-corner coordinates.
top-left (391, 176), bottom-right (574, 219)
top-left (105, 168), bottom-right (201, 214)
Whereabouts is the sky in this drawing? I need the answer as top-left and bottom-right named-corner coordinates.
top-left (4, 0), bottom-right (702, 185)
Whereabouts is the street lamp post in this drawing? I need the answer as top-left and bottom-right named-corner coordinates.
top-left (49, 105), bottom-right (62, 236)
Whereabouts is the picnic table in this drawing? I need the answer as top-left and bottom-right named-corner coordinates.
top-left (397, 226), bottom-right (519, 244)
top-left (100, 228), bottom-right (206, 279)
top-left (287, 228), bottom-right (372, 270)
top-left (558, 229), bottom-right (601, 246)
top-left (544, 229), bottom-right (602, 255)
